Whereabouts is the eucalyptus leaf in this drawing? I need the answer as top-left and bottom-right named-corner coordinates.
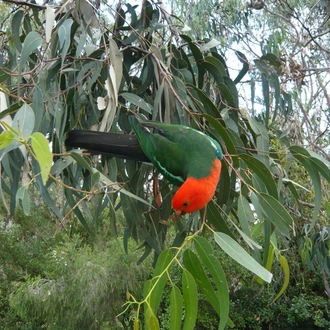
top-left (182, 269), bottom-right (198, 330)
top-left (30, 132), bottom-right (52, 185)
top-left (214, 232), bottom-right (273, 283)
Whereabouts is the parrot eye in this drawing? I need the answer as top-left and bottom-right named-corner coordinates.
top-left (183, 201), bottom-right (189, 207)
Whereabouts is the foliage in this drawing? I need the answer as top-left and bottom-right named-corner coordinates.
top-left (10, 236), bottom-right (151, 329)
top-left (0, 0), bottom-right (330, 328)
top-left (173, 0), bottom-right (330, 154)
top-left (0, 198), bottom-right (152, 330)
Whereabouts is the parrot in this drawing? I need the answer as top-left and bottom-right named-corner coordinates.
top-left (66, 116), bottom-right (223, 216)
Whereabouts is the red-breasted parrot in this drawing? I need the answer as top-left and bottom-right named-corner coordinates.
top-left (66, 116), bottom-right (223, 216)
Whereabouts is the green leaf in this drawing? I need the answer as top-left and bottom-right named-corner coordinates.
top-left (214, 232), bottom-right (273, 283)
top-left (16, 186), bottom-right (30, 215)
top-left (290, 146), bottom-right (321, 230)
top-left (187, 84), bottom-right (219, 117)
top-left (0, 104), bottom-right (35, 157)
top-left (51, 156), bottom-right (74, 176)
top-left (234, 51), bottom-right (249, 84)
top-left (0, 67), bottom-right (11, 84)
top-left (92, 168), bottom-right (153, 207)
top-left (237, 195), bottom-right (262, 251)
top-left (169, 285), bottom-right (183, 330)
top-left (121, 92), bottom-right (153, 113)
top-left (219, 83), bottom-right (237, 108)
top-left (200, 58), bottom-right (224, 85)
top-left (258, 192), bottom-right (292, 235)
top-left (194, 237), bottom-right (229, 330)
top-left (19, 31), bottom-right (42, 72)
top-left (310, 157), bottom-right (330, 186)
top-left (134, 318), bottom-right (140, 330)
top-left (239, 154), bottom-right (277, 198)
top-left (260, 53), bottom-right (282, 74)
top-left (64, 187), bottom-right (93, 236)
top-left (203, 114), bottom-right (239, 168)
top-left (217, 160), bottom-right (231, 206)
top-left (272, 255), bottom-right (290, 302)
top-left (58, 19), bottom-right (73, 68)
top-left (145, 306), bottom-right (160, 330)
top-left (45, 6), bottom-right (55, 43)
top-left (183, 249), bottom-right (220, 314)
top-left (206, 201), bottom-right (236, 239)
top-left (30, 132), bottom-right (52, 185)
top-left (14, 103), bottom-right (35, 138)
top-left (0, 130), bottom-right (14, 149)
top-left (144, 249), bottom-right (172, 318)
top-left (69, 151), bottom-right (92, 170)
top-left (12, 10), bottom-right (24, 53)
top-left (153, 248), bottom-right (173, 277)
top-left (187, 41), bottom-right (204, 88)
top-left (237, 195), bottom-right (253, 236)
top-left (246, 116), bottom-right (270, 166)
top-left (182, 269), bottom-right (198, 330)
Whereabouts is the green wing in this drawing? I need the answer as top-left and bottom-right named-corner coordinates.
top-left (129, 116), bottom-right (222, 186)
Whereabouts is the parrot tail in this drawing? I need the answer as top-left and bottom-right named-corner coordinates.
top-left (66, 130), bottom-right (150, 162)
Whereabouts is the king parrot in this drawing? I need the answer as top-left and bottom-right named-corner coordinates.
top-left (66, 116), bottom-right (223, 216)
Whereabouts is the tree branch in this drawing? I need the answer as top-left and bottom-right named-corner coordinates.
top-left (2, 0), bottom-right (46, 10)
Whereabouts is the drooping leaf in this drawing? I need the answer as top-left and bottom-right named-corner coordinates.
top-left (234, 51), bottom-right (249, 84)
top-left (45, 6), bottom-right (55, 43)
top-left (58, 19), bottom-right (73, 68)
top-left (64, 188), bottom-right (93, 236)
top-left (11, 10), bottom-right (24, 53)
top-left (182, 269), bottom-right (198, 330)
top-left (19, 31), bottom-right (42, 72)
top-left (246, 116), bottom-right (270, 166)
top-left (272, 254), bottom-right (290, 302)
top-left (194, 237), bottom-right (229, 329)
top-left (289, 146), bottom-right (321, 229)
top-left (214, 232), bottom-right (273, 283)
top-left (143, 249), bottom-right (172, 321)
top-left (206, 201), bottom-right (236, 239)
top-left (30, 132), bottom-right (52, 185)
top-left (183, 249), bottom-right (220, 314)
top-left (169, 285), bottom-right (183, 330)
top-left (145, 306), bottom-right (160, 330)
top-left (257, 192), bottom-right (292, 235)
top-left (16, 186), bottom-right (30, 215)
top-left (239, 154), bottom-right (277, 198)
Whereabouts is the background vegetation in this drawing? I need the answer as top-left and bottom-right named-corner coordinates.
top-left (0, 0), bottom-right (330, 329)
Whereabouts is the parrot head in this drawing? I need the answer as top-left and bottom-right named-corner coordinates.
top-left (172, 159), bottom-right (222, 216)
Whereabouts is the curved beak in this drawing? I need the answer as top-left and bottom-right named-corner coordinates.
top-left (174, 209), bottom-right (185, 217)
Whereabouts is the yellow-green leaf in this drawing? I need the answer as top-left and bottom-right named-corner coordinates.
top-left (145, 307), bottom-right (159, 330)
top-left (30, 132), bottom-right (52, 185)
top-left (183, 249), bottom-right (220, 313)
top-left (169, 285), bottom-right (183, 330)
top-left (133, 318), bottom-right (140, 330)
top-left (0, 130), bottom-right (14, 149)
top-left (182, 269), bottom-right (198, 330)
top-left (272, 255), bottom-right (290, 303)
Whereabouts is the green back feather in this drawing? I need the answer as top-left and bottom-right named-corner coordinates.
top-left (129, 116), bottom-right (223, 186)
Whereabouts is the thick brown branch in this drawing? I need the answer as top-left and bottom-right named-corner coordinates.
top-left (2, 0), bottom-right (46, 10)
